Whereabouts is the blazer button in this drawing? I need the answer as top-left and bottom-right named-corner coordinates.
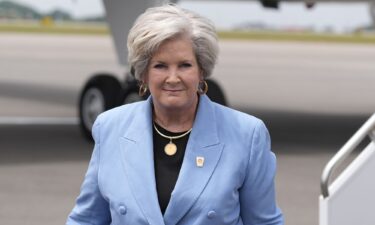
top-left (118, 205), bottom-right (127, 215)
top-left (207, 210), bottom-right (216, 219)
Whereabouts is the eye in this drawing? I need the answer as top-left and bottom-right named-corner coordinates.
top-left (153, 63), bottom-right (166, 69)
top-left (180, 63), bottom-right (192, 68)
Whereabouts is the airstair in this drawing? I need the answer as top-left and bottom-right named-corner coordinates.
top-left (320, 113), bottom-right (375, 225)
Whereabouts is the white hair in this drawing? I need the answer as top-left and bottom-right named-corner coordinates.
top-left (127, 4), bottom-right (219, 80)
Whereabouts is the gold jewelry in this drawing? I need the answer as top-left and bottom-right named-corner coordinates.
top-left (153, 123), bottom-right (192, 156)
top-left (198, 80), bottom-right (208, 95)
top-left (196, 156), bottom-right (205, 167)
top-left (139, 82), bottom-right (148, 96)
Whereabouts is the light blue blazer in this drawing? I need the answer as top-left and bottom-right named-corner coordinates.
top-left (67, 95), bottom-right (283, 225)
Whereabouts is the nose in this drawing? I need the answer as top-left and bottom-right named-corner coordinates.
top-left (165, 67), bottom-right (180, 84)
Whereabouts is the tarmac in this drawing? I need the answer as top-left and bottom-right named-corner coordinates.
top-left (1, 33), bottom-right (374, 225)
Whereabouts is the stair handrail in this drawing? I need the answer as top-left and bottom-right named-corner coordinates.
top-left (320, 113), bottom-right (375, 198)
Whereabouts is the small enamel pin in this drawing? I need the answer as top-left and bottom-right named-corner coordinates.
top-left (196, 156), bottom-right (205, 167)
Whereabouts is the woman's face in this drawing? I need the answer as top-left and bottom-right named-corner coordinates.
top-left (144, 36), bottom-right (201, 112)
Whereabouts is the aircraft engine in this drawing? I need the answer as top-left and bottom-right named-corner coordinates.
top-left (260, 0), bottom-right (279, 8)
top-left (305, 1), bottom-right (315, 9)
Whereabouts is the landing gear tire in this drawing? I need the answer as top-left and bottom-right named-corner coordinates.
top-left (206, 79), bottom-right (227, 106)
top-left (122, 84), bottom-right (146, 104)
top-left (79, 75), bottom-right (122, 140)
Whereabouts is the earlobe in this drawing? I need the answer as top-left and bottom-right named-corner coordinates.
top-left (141, 73), bottom-right (148, 83)
top-left (139, 81), bottom-right (148, 96)
top-left (197, 80), bottom-right (208, 95)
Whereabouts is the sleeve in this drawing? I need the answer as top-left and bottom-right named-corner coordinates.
top-left (66, 118), bottom-right (111, 225)
top-left (239, 120), bottom-right (284, 225)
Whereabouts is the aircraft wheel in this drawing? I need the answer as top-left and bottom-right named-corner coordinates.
top-left (121, 78), bottom-right (148, 104)
top-left (79, 75), bottom-right (122, 140)
top-left (122, 85), bottom-right (145, 104)
top-left (206, 79), bottom-right (227, 106)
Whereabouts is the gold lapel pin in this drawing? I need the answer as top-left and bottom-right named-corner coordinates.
top-left (196, 156), bottom-right (205, 167)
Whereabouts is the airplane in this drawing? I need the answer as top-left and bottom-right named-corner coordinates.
top-left (78, 0), bottom-right (375, 139)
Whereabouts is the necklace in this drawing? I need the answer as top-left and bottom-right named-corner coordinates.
top-left (153, 123), bottom-right (192, 156)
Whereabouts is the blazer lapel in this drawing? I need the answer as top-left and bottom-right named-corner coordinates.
top-left (164, 95), bottom-right (224, 225)
top-left (119, 97), bottom-right (164, 225)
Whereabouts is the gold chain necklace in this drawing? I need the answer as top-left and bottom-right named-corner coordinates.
top-left (153, 123), bottom-right (192, 156)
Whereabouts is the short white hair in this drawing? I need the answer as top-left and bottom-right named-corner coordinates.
top-left (127, 4), bottom-right (219, 80)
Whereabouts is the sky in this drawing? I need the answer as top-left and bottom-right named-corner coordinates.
top-left (6, 0), bottom-right (374, 33)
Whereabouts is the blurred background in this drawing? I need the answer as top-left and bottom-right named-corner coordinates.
top-left (1, 0), bottom-right (375, 225)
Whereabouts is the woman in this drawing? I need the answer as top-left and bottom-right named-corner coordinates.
top-left (67, 4), bottom-right (283, 225)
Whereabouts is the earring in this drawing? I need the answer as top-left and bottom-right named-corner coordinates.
top-left (197, 80), bottom-right (208, 95)
top-left (139, 82), bottom-right (148, 96)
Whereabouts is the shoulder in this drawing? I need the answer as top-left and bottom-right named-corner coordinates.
top-left (212, 102), bottom-right (265, 135)
top-left (208, 101), bottom-right (271, 159)
top-left (92, 100), bottom-right (147, 140)
top-left (95, 100), bottom-right (145, 125)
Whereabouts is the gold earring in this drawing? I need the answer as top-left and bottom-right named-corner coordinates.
top-left (139, 82), bottom-right (148, 96)
top-left (198, 80), bottom-right (208, 95)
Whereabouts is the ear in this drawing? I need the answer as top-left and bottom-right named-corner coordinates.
top-left (199, 70), bottom-right (204, 80)
top-left (141, 73), bottom-right (148, 84)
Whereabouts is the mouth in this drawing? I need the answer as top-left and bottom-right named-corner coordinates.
top-left (163, 89), bottom-right (184, 96)
top-left (163, 89), bottom-right (183, 92)
top-left (166, 90), bottom-right (181, 92)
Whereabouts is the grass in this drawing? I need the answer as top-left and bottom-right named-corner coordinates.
top-left (218, 30), bottom-right (375, 45)
top-left (0, 22), bottom-right (109, 35)
top-left (1, 21), bottom-right (375, 44)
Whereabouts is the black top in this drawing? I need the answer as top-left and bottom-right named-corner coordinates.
top-left (153, 122), bottom-right (190, 215)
